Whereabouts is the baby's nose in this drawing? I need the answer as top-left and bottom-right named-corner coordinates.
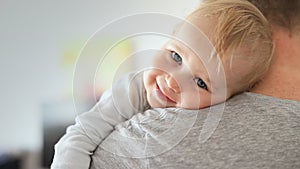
top-left (165, 75), bottom-right (180, 94)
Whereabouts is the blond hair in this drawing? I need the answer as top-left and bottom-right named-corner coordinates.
top-left (187, 0), bottom-right (274, 94)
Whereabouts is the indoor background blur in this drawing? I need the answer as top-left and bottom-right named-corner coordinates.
top-left (0, 0), bottom-right (200, 168)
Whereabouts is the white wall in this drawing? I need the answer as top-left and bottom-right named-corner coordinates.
top-left (0, 0), bottom-right (200, 153)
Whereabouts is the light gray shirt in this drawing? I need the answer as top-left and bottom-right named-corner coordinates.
top-left (91, 92), bottom-right (300, 169)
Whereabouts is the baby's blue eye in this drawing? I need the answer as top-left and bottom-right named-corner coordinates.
top-left (172, 52), bottom-right (182, 65)
top-left (194, 78), bottom-right (208, 90)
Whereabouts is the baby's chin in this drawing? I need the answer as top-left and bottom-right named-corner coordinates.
top-left (146, 97), bottom-right (167, 108)
top-left (145, 94), bottom-right (169, 109)
top-left (145, 90), bottom-right (212, 109)
top-left (148, 100), bottom-right (211, 110)
top-left (146, 97), bottom-right (203, 110)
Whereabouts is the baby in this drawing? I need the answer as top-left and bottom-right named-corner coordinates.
top-left (51, 0), bottom-right (273, 168)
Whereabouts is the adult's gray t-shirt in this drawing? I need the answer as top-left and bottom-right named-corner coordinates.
top-left (90, 92), bottom-right (300, 169)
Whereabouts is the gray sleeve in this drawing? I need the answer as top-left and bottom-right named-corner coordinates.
top-left (51, 72), bottom-right (147, 169)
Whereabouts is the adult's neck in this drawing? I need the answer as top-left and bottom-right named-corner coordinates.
top-left (251, 27), bottom-right (300, 101)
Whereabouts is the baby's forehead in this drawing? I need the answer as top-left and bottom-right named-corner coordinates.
top-left (174, 13), bottom-right (217, 35)
top-left (172, 22), bottom-right (215, 55)
top-left (172, 14), bottom-right (251, 62)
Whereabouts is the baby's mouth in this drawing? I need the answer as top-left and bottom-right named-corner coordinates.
top-left (155, 83), bottom-right (176, 103)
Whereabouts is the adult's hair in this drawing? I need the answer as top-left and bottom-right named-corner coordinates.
top-left (203, 0), bottom-right (300, 32)
top-left (246, 0), bottom-right (300, 32)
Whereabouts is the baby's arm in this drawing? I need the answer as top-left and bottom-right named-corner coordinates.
top-left (51, 72), bottom-right (147, 169)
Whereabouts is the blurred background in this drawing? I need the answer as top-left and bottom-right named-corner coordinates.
top-left (0, 0), bottom-right (200, 168)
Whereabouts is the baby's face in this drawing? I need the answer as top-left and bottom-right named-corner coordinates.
top-left (143, 17), bottom-right (231, 109)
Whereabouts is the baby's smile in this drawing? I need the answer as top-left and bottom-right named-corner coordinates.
top-left (155, 82), bottom-right (176, 103)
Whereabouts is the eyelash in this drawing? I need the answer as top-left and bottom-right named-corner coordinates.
top-left (194, 78), bottom-right (208, 90)
top-left (171, 51), bottom-right (182, 65)
top-left (171, 51), bottom-right (208, 91)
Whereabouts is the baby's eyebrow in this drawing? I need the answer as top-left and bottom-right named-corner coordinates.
top-left (170, 40), bottom-right (190, 57)
top-left (172, 22), bottom-right (184, 35)
top-left (193, 53), bottom-right (222, 93)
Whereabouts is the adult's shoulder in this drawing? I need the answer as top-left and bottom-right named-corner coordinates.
top-left (218, 92), bottom-right (300, 129)
top-left (90, 92), bottom-right (300, 169)
top-left (224, 92), bottom-right (300, 112)
top-left (189, 92), bottom-right (300, 168)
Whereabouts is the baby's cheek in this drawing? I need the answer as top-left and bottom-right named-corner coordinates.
top-left (184, 92), bottom-right (213, 109)
top-left (179, 93), bottom-right (199, 109)
top-left (145, 70), bottom-right (155, 79)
